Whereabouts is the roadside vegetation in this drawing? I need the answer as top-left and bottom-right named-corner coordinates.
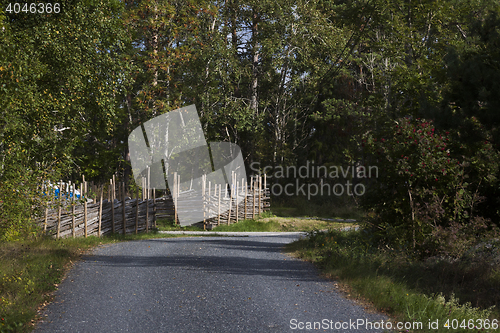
top-left (286, 227), bottom-right (500, 333)
top-left (271, 196), bottom-right (364, 221)
top-left (155, 218), bottom-right (203, 232)
top-left (156, 208), bottom-right (356, 233)
top-left (211, 214), bottom-right (354, 232)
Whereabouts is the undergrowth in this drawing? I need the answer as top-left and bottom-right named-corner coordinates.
top-left (211, 215), bottom-right (281, 232)
top-left (271, 195), bottom-right (363, 220)
top-left (285, 228), bottom-right (499, 333)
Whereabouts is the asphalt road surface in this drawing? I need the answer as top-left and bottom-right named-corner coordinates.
top-left (35, 234), bottom-right (388, 332)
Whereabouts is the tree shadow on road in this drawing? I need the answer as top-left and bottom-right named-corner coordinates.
top-left (83, 237), bottom-right (323, 282)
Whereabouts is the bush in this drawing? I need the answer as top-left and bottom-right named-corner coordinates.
top-left (360, 117), bottom-right (498, 253)
top-left (426, 217), bottom-right (500, 260)
top-left (0, 149), bottom-right (60, 242)
top-left (0, 182), bottom-right (41, 242)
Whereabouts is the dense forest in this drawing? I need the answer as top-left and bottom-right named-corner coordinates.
top-left (1, 0), bottom-right (500, 252)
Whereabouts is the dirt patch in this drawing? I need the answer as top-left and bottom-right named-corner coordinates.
top-left (257, 217), bottom-right (356, 232)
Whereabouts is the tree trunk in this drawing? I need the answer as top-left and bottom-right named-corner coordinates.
top-left (151, 1), bottom-right (159, 116)
top-left (230, 0), bottom-right (239, 98)
top-left (250, 10), bottom-right (259, 114)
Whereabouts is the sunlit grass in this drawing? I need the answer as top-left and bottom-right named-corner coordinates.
top-left (211, 218), bottom-right (282, 232)
top-left (211, 212), bottom-right (354, 232)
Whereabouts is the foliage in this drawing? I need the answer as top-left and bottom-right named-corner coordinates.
top-left (271, 195), bottom-right (363, 220)
top-left (1, 0), bottom-right (500, 250)
top-left (0, 0), bottom-right (129, 239)
top-left (428, 217), bottom-right (500, 259)
top-left (0, 166), bottom-right (45, 242)
top-left (122, 0), bottom-right (207, 115)
top-left (361, 117), bottom-right (498, 251)
top-left (2, 0), bottom-right (500, 328)
top-left (432, 7), bottom-right (500, 144)
top-left (427, 7), bottom-right (500, 223)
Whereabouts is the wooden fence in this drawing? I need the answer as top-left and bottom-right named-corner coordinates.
top-left (36, 174), bottom-right (269, 238)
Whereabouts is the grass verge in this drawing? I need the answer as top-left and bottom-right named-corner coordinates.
top-left (211, 212), bottom-right (355, 232)
top-left (155, 218), bottom-right (203, 231)
top-left (285, 229), bottom-right (499, 333)
top-left (0, 232), bottom-right (181, 333)
top-left (157, 210), bottom-right (357, 233)
top-left (271, 195), bottom-right (363, 220)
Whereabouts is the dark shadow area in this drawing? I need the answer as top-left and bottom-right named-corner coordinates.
top-left (180, 237), bottom-right (296, 253)
top-left (82, 238), bottom-right (322, 282)
top-left (149, 235), bottom-right (303, 252)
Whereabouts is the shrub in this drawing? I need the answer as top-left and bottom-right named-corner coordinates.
top-left (0, 148), bottom-right (59, 242)
top-left (360, 117), bottom-right (498, 253)
top-left (0, 175), bottom-right (41, 242)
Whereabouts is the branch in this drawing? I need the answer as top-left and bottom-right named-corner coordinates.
top-left (53, 126), bottom-right (71, 132)
top-left (456, 24), bottom-right (467, 39)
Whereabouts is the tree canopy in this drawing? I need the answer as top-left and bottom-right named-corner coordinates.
top-left (1, 0), bottom-right (500, 246)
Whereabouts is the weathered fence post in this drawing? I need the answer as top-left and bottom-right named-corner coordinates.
top-left (42, 181), bottom-right (48, 232)
top-left (135, 185), bottom-right (139, 234)
top-left (258, 175), bottom-right (262, 215)
top-left (111, 176), bottom-right (115, 234)
top-left (202, 174), bottom-right (206, 230)
top-left (252, 176), bottom-right (256, 219)
top-left (146, 166), bottom-right (150, 233)
top-left (264, 174), bottom-right (267, 212)
top-left (173, 172), bottom-right (177, 224)
top-left (79, 182), bottom-right (83, 235)
top-left (56, 180), bottom-right (62, 239)
top-left (244, 180), bottom-right (248, 220)
top-left (153, 188), bottom-right (156, 228)
top-left (84, 177), bottom-right (88, 238)
top-left (217, 184), bottom-right (221, 226)
top-left (122, 182), bottom-right (126, 235)
top-left (44, 207), bottom-right (48, 233)
top-left (235, 180), bottom-right (239, 223)
top-left (98, 186), bottom-right (103, 237)
top-left (207, 180), bottom-right (211, 229)
top-left (227, 184), bottom-right (233, 225)
top-left (264, 174), bottom-right (267, 195)
top-left (72, 182), bottom-right (76, 238)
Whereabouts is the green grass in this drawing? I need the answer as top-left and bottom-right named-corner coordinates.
top-left (211, 218), bottom-right (282, 232)
top-left (271, 195), bottom-right (364, 220)
top-left (211, 212), bottom-right (355, 232)
top-left (156, 210), bottom-right (356, 233)
top-left (0, 231), bottom-right (182, 333)
top-left (155, 218), bottom-right (203, 231)
top-left (285, 229), bottom-right (500, 332)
